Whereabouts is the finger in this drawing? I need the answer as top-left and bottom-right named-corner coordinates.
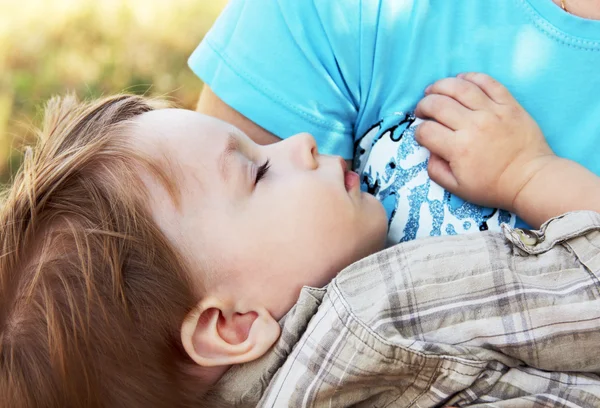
top-left (415, 120), bottom-right (455, 162)
top-left (457, 72), bottom-right (516, 105)
top-left (415, 94), bottom-right (472, 131)
top-left (427, 153), bottom-right (458, 193)
top-left (425, 77), bottom-right (492, 111)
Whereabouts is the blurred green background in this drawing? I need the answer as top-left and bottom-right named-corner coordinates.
top-left (0, 0), bottom-right (226, 183)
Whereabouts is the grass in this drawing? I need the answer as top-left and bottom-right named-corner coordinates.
top-left (0, 0), bottom-right (226, 182)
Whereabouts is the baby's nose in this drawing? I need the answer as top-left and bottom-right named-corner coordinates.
top-left (291, 132), bottom-right (318, 169)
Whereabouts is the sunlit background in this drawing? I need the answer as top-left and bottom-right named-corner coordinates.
top-left (0, 0), bottom-right (226, 183)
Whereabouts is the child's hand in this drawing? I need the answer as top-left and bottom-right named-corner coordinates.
top-left (414, 73), bottom-right (556, 212)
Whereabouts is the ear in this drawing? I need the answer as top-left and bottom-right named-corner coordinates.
top-left (181, 297), bottom-right (281, 367)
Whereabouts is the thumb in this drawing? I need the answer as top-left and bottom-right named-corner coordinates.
top-left (428, 153), bottom-right (459, 193)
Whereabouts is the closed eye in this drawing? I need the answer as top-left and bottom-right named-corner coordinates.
top-left (255, 159), bottom-right (271, 184)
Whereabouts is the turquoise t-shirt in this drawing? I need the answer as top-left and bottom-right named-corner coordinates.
top-left (189, 0), bottom-right (600, 242)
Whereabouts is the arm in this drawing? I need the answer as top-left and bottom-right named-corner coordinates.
top-left (197, 86), bottom-right (354, 168)
top-left (512, 156), bottom-right (600, 229)
top-left (196, 86), bottom-right (281, 146)
top-left (188, 0), bottom-right (361, 158)
top-left (414, 72), bottom-right (600, 228)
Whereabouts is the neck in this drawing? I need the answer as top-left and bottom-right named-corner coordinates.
top-left (186, 363), bottom-right (232, 387)
top-left (553, 0), bottom-right (600, 19)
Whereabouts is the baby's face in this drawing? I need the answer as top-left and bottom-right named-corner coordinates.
top-left (133, 109), bottom-right (387, 318)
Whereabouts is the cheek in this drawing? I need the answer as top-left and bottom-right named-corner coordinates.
top-left (243, 180), bottom-right (347, 252)
top-left (237, 181), bottom-right (385, 292)
top-left (290, 183), bottom-right (387, 265)
top-left (285, 180), bottom-right (352, 228)
top-left (275, 182), bottom-right (360, 261)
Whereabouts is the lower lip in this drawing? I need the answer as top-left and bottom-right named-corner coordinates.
top-left (344, 171), bottom-right (360, 191)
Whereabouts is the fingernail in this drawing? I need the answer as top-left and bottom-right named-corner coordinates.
top-left (457, 73), bottom-right (466, 79)
top-left (424, 85), bottom-right (432, 94)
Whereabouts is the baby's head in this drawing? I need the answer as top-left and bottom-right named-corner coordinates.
top-left (0, 95), bottom-right (386, 406)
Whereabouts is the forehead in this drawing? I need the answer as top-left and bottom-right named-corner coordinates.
top-left (129, 109), bottom-right (242, 252)
top-left (134, 109), bottom-right (254, 193)
top-left (133, 107), bottom-right (249, 191)
top-left (133, 108), bottom-right (233, 157)
top-left (130, 107), bottom-right (247, 211)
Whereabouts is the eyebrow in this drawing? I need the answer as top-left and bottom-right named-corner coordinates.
top-left (218, 133), bottom-right (240, 181)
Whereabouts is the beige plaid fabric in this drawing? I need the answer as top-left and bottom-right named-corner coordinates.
top-left (213, 211), bottom-right (600, 407)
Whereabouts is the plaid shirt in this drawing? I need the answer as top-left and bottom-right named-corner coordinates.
top-left (213, 211), bottom-right (600, 407)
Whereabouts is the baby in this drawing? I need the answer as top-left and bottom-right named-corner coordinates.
top-left (2, 76), bottom-right (600, 407)
top-left (0, 93), bottom-right (387, 408)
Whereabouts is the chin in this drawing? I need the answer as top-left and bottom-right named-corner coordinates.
top-left (370, 203), bottom-right (389, 250)
top-left (370, 230), bottom-right (388, 256)
top-left (353, 227), bottom-right (387, 264)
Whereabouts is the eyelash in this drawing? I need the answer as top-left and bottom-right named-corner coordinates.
top-left (255, 159), bottom-right (271, 184)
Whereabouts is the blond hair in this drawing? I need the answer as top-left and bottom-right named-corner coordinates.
top-left (0, 95), bottom-right (209, 407)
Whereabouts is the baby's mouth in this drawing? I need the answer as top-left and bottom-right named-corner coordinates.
top-left (344, 170), bottom-right (359, 191)
top-left (337, 156), bottom-right (359, 192)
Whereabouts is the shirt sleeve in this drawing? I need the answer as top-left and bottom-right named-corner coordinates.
top-left (189, 0), bottom-right (363, 158)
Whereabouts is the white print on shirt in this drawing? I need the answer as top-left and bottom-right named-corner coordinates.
top-left (353, 112), bottom-right (516, 246)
